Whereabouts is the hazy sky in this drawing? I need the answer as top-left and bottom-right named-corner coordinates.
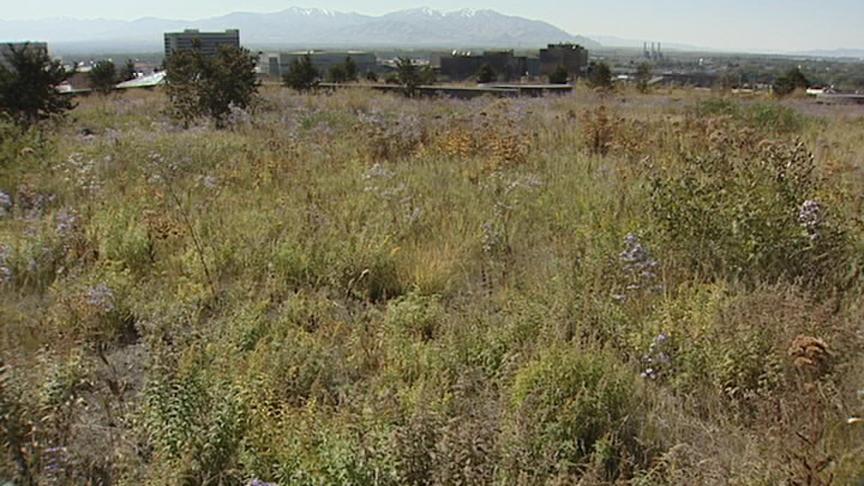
top-left (3, 0), bottom-right (863, 52)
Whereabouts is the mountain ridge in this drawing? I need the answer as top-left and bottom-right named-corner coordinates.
top-left (0, 7), bottom-right (601, 53)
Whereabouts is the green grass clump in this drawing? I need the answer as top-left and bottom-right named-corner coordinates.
top-left (692, 97), bottom-right (809, 133)
top-left (507, 346), bottom-right (642, 480)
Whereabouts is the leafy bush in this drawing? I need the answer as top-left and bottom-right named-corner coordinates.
top-left (774, 67), bottom-right (810, 97)
top-left (549, 65), bottom-right (570, 85)
top-left (650, 139), bottom-right (850, 286)
top-left (587, 61), bottom-right (613, 89)
top-left (88, 60), bottom-right (117, 95)
top-left (244, 327), bottom-right (346, 408)
top-left (506, 347), bottom-right (641, 480)
top-left (477, 63), bottom-right (496, 84)
top-left (339, 245), bottom-right (406, 303)
top-left (141, 363), bottom-right (247, 484)
top-left (693, 98), bottom-right (807, 133)
top-left (385, 292), bottom-right (443, 341)
top-left (93, 205), bottom-right (153, 275)
top-left (51, 273), bottom-right (137, 347)
top-left (328, 56), bottom-right (358, 84)
top-left (580, 105), bottom-right (615, 156)
top-left (395, 57), bottom-right (421, 97)
top-left (271, 240), bottom-right (315, 288)
top-left (639, 283), bottom-right (843, 412)
top-left (283, 54), bottom-right (320, 92)
top-left (0, 117), bottom-right (44, 172)
top-left (636, 63), bottom-right (653, 93)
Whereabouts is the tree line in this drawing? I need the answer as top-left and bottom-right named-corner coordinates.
top-left (1, 42), bottom-right (817, 131)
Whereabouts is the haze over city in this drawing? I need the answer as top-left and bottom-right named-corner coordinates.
top-left (2, 0), bottom-right (864, 53)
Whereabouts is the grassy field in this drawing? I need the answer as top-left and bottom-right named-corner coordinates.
top-left (1, 85), bottom-right (864, 485)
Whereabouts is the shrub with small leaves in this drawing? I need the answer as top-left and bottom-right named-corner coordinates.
top-left (506, 347), bottom-right (641, 480)
top-left (141, 363), bottom-right (247, 484)
top-left (651, 139), bottom-right (850, 287)
top-left (581, 105), bottom-right (615, 156)
top-left (386, 292), bottom-right (443, 342)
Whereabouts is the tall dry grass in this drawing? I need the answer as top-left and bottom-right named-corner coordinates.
top-left (1, 85), bottom-right (863, 484)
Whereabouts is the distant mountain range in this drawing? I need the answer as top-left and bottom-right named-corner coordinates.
top-left (0, 7), bottom-right (601, 54)
top-left (793, 48), bottom-right (864, 59)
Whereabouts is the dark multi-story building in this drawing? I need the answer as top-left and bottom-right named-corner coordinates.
top-left (439, 52), bottom-right (483, 80)
top-left (274, 50), bottom-right (377, 78)
top-left (440, 50), bottom-right (537, 82)
top-left (163, 29), bottom-right (240, 60)
top-left (0, 42), bottom-right (48, 70)
top-left (539, 43), bottom-right (589, 78)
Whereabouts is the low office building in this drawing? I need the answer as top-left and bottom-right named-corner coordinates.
top-left (260, 53), bottom-right (281, 78)
top-left (274, 51), bottom-right (377, 78)
top-left (163, 29), bottom-right (240, 60)
top-left (440, 50), bottom-right (537, 82)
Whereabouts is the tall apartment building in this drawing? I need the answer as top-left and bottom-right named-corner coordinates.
top-left (0, 42), bottom-right (49, 70)
top-left (539, 43), bottom-right (589, 78)
top-left (163, 29), bottom-right (240, 60)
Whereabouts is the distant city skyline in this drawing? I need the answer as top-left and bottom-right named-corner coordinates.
top-left (2, 1), bottom-right (863, 52)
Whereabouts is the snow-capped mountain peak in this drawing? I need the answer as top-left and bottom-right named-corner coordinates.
top-left (0, 7), bottom-right (601, 51)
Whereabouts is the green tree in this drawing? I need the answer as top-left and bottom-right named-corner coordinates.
top-left (328, 57), bottom-right (358, 84)
top-left (588, 61), bottom-right (613, 90)
top-left (419, 65), bottom-right (436, 85)
top-left (328, 64), bottom-right (348, 83)
top-left (548, 65), bottom-right (569, 84)
top-left (477, 63), bottom-right (496, 84)
top-left (164, 50), bottom-right (205, 127)
top-left (344, 56), bottom-right (358, 82)
top-left (203, 46), bottom-right (259, 126)
top-left (0, 42), bottom-right (74, 126)
top-left (164, 45), bottom-right (259, 128)
top-left (396, 57), bottom-right (420, 97)
top-left (89, 60), bottom-right (117, 95)
top-left (635, 62), bottom-right (652, 93)
top-left (365, 70), bottom-right (379, 83)
top-left (719, 71), bottom-right (741, 91)
top-left (118, 59), bottom-right (137, 82)
top-left (283, 54), bottom-right (319, 92)
top-left (774, 67), bottom-right (810, 97)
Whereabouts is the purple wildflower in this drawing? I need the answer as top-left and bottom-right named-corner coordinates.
top-left (0, 190), bottom-right (11, 217)
top-left (248, 479), bottom-right (278, 486)
top-left (86, 283), bottom-right (116, 313)
top-left (0, 244), bottom-right (12, 285)
top-left (799, 200), bottom-right (824, 241)
top-left (481, 222), bottom-right (505, 255)
top-left (621, 234), bottom-right (658, 277)
top-left (618, 234), bottom-right (661, 299)
top-left (641, 332), bottom-right (673, 380)
top-left (198, 175), bottom-right (220, 190)
top-left (43, 445), bottom-right (68, 478)
top-left (55, 209), bottom-right (78, 236)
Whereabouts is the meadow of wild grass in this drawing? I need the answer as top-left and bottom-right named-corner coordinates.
top-left (1, 85), bottom-right (863, 485)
